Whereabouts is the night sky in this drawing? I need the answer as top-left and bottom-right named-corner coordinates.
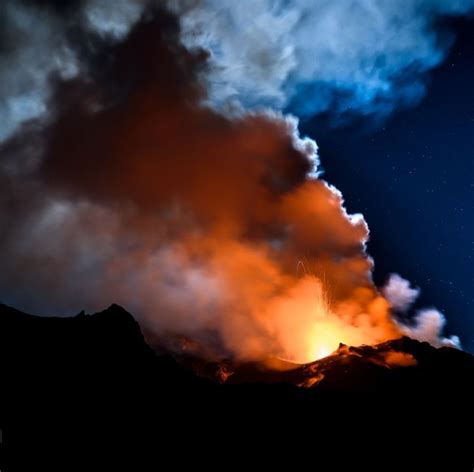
top-left (303, 18), bottom-right (474, 352)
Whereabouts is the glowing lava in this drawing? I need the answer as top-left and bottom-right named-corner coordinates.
top-left (306, 322), bottom-right (343, 361)
top-left (263, 275), bottom-right (398, 364)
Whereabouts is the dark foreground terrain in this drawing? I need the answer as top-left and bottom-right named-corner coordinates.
top-left (1, 303), bottom-right (473, 470)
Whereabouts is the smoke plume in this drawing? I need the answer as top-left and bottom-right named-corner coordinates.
top-left (0, 1), bottom-right (463, 361)
top-left (169, 0), bottom-right (474, 118)
top-left (2, 0), bottom-right (474, 143)
top-left (384, 274), bottom-right (460, 348)
top-left (383, 274), bottom-right (421, 313)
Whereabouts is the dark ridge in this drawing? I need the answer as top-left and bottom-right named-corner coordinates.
top-left (1, 303), bottom-right (473, 469)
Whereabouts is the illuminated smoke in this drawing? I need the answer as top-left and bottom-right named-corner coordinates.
top-left (0, 2), bottom-right (461, 361)
top-left (401, 308), bottom-right (461, 348)
top-left (383, 274), bottom-right (420, 313)
top-left (383, 275), bottom-right (461, 348)
top-left (3, 0), bottom-right (474, 143)
top-left (169, 0), bottom-right (474, 118)
top-left (0, 0), bottom-right (146, 144)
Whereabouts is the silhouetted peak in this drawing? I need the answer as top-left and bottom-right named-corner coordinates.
top-left (2, 302), bottom-right (473, 395)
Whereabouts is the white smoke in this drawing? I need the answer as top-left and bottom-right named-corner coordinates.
top-left (383, 273), bottom-right (420, 313)
top-left (2, 0), bottom-right (474, 143)
top-left (0, 1), bottom-right (78, 143)
top-left (84, 0), bottom-right (145, 39)
top-left (401, 308), bottom-right (461, 348)
top-left (383, 275), bottom-right (461, 348)
top-left (0, 0), bottom-right (146, 145)
top-left (170, 0), bottom-right (474, 117)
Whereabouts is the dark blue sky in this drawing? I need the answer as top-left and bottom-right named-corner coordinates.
top-left (302, 19), bottom-right (474, 352)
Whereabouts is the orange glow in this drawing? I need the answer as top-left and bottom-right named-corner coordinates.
top-left (257, 275), bottom-right (399, 364)
top-left (305, 323), bottom-right (342, 361)
top-left (38, 35), bottom-right (402, 363)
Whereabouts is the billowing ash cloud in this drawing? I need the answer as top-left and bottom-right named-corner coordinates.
top-left (401, 309), bottom-right (460, 348)
top-left (0, 2), bottom-right (461, 360)
top-left (170, 0), bottom-right (474, 118)
top-left (383, 274), bottom-right (421, 313)
top-left (0, 0), bottom-right (146, 144)
top-left (83, 0), bottom-right (145, 39)
top-left (384, 274), bottom-right (460, 348)
top-left (0, 1), bottom-right (78, 142)
top-left (2, 0), bottom-right (473, 142)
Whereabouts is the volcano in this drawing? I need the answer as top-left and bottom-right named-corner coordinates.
top-left (2, 302), bottom-right (473, 469)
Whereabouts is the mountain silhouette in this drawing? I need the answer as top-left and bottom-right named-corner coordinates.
top-left (1, 303), bottom-right (473, 470)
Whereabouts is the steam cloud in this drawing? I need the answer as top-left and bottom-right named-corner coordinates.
top-left (384, 274), bottom-right (460, 348)
top-left (0, 1), bottom-right (464, 360)
top-left (170, 0), bottom-right (474, 118)
top-left (2, 0), bottom-right (474, 143)
top-left (383, 274), bottom-right (421, 313)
